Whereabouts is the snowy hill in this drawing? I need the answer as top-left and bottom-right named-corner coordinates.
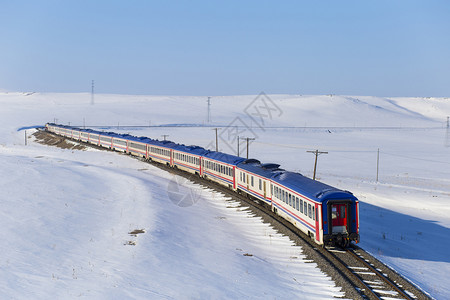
top-left (1, 92), bottom-right (449, 299)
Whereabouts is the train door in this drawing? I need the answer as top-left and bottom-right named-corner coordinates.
top-left (331, 204), bottom-right (348, 234)
top-left (232, 166), bottom-right (236, 189)
top-left (315, 204), bottom-right (321, 242)
top-left (263, 181), bottom-right (266, 199)
top-left (246, 174), bottom-right (249, 190)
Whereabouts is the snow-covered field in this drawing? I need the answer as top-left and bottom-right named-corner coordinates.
top-left (1, 92), bottom-right (449, 299)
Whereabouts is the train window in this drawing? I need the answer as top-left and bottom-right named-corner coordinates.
top-left (316, 209), bottom-right (318, 221)
top-left (243, 173), bottom-right (246, 183)
top-left (282, 190), bottom-right (286, 202)
top-left (312, 207), bottom-right (315, 220)
top-left (300, 200), bottom-right (303, 213)
top-left (259, 179), bottom-right (262, 190)
top-left (341, 205), bottom-right (346, 218)
top-left (304, 202), bottom-right (307, 215)
top-left (288, 194), bottom-right (292, 206)
top-left (251, 176), bottom-right (254, 187)
top-left (308, 204), bottom-right (312, 219)
top-left (296, 198), bottom-right (299, 211)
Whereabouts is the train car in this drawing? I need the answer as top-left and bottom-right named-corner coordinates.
top-left (71, 128), bottom-right (81, 141)
top-left (98, 132), bottom-right (114, 149)
top-left (147, 140), bottom-right (176, 166)
top-left (172, 144), bottom-right (208, 175)
top-left (111, 134), bottom-right (131, 153)
top-left (271, 171), bottom-right (359, 247)
top-left (79, 129), bottom-right (92, 143)
top-left (202, 152), bottom-right (245, 189)
top-left (236, 159), bottom-right (282, 205)
top-left (127, 136), bottom-right (151, 158)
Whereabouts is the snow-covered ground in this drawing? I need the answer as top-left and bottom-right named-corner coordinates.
top-left (1, 92), bottom-right (449, 299)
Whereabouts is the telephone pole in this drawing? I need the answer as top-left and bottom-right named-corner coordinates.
top-left (307, 150), bottom-right (328, 180)
top-left (213, 128), bottom-right (221, 151)
top-left (240, 137), bottom-right (255, 159)
top-left (162, 134), bottom-right (169, 141)
top-left (207, 97), bottom-right (211, 123)
top-left (237, 135), bottom-right (240, 156)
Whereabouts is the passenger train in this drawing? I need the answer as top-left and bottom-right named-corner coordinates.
top-left (45, 123), bottom-right (360, 247)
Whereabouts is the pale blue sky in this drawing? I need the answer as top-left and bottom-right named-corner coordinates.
top-left (1, 0), bottom-right (449, 96)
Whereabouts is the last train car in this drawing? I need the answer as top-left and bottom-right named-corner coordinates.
top-left (270, 171), bottom-right (359, 247)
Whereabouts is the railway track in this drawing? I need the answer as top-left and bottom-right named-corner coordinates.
top-left (34, 129), bottom-right (432, 300)
top-left (191, 176), bottom-right (429, 300)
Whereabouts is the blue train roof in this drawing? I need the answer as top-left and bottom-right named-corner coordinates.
top-left (172, 144), bottom-right (209, 156)
top-left (237, 159), bottom-right (284, 178)
top-left (204, 151), bottom-right (246, 165)
top-left (271, 171), bottom-right (356, 203)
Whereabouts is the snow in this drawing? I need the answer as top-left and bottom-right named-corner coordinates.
top-left (1, 91), bottom-right (449, 299)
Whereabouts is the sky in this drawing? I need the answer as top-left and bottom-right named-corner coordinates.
top-left (1, 0), bottom-right (449, 97)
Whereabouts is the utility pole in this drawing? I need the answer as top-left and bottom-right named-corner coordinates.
top-left (162, 134), bottom-right (169, 141)
top-left (237, 135), bottom-right (240, 157)
top-left (25, 130), bottom-right (27, 146)
top-left (447, 116), bottom-right (449, 128)
top-left (207, 97), bottom-right (211, 123)
top-left (213, 128), bottom-right (221, 151)
top-left (91, 80), bottom-right (95, 105)
top-left (240, 137), bottom-right (255, 159)
top-left (307, 150), bottom-right (328, 180)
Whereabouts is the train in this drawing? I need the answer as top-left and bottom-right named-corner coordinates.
top-left (45, 123), bottom-right (360, 247)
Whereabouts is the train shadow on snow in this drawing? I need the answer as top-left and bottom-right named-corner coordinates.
top-left (358, 201), bottom-right (450, 263)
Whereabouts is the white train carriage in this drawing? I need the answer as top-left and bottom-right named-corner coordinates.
top-left (202, 152), bottom-right (245, 189)
top-left (172, 145), bottom-right (208, 176)
top-left (147, 140), bottom-right (174, 165)
top-left (98, 133), bottom-right (113, 149)
top-left (87, 132), bottom-right (100, 146)
top-left (271, 175), bottom-right (321, 242)
top-left (236, 160), bottom-right (280, 205)
top-left (111, 136), bottom-right (129, 152)
top-left (127, 137), bottom-right (149, 158)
